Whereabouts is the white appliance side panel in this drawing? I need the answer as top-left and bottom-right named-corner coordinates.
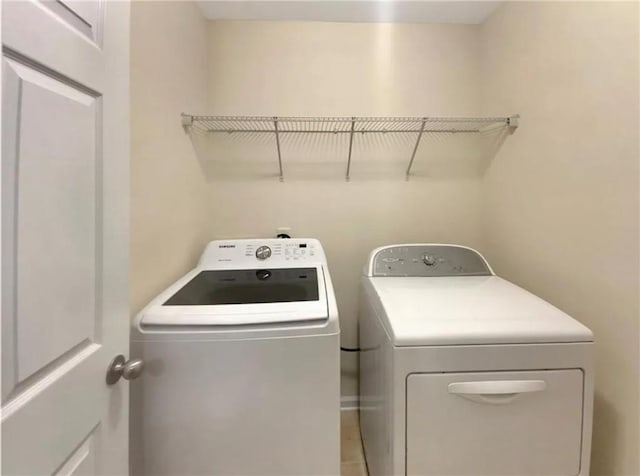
top-left (130, 333), bottom-right (340, 476)
top-left (406, 369), bottom-right (584, 476)
top-left (359, 282), bottom-right (395, 476)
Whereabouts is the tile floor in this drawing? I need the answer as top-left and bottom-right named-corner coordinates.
top-left (340, 410), bottom-right (368, 476)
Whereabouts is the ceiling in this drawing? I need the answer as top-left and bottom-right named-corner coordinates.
top-left (196, 1), bottom-right (503, 25)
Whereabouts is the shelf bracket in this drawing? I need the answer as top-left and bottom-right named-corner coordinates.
top-left (405, 118), bottom-right (427, 180)
top-left (345, 117), bottom-right (355, 181)
top-left (181, 113), bottom-right (193, 129)
top-left (274, 117), bottom-right (284, 182)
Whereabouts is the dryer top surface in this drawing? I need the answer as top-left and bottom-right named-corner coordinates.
top-left (366, 276), bottom-right (593, 346)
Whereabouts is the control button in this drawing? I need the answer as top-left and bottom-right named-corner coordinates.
top-left (422, 254), bottom-right (436, 266)
top-left (255, 245), bottom-right (272, 260)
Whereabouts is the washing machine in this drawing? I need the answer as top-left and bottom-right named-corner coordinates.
top-left (131, 238), bottom-right (340, 476)
top-left (359, 244), bottom-right (594, 476)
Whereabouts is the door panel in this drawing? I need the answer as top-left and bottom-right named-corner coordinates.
top-left (1, 0), bottom-right (130, 474)
top-left (1, 345), bottom-right (103, 475)
top-left (54, 431), bottom-right (98, 476)
top-left (2, 1), bottom-right (104, 91)
top-left (41, 0), bottom-right (103, 44)
top-left (3, 57), bottom-right (100, 385)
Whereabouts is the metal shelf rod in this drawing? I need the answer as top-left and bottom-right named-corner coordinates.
top-left (187, 115), bottom-right (512, 124)
top-left (406, 118), bottom-right (427, 179)
top-left (202, 129), bottom-right (485, 134)
top-left (346, 118), bottom-right (355, 181)
top-left (274, 117), bottom-right (283, 182)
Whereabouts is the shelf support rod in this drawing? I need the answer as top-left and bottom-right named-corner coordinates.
top-left (405, 118), bottom-right (427, 180)
top-left (345, 117), bottom-right (355, 181)
top-left (274, 116), bottom-right (284, 182)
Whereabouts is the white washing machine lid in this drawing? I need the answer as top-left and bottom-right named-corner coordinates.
top-left (139, 265), bottom-right (329, 327)
top-left (367, 276), bottom-right (593, 346)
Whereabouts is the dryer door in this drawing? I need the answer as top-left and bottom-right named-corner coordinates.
top-left (406, 369), bottom-right (583, 476)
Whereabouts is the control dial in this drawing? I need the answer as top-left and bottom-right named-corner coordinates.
top-left (255, 245), bottom-right (272, 260)
top-left (422, 254), bottom-right (436, 266)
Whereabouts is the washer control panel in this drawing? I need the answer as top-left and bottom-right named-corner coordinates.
top-left (245, 241), bottom-right (318, 261)
top-left (199, 238), bottom-right (325, 267)
top-left (370, 245), bottom-right (493, 277)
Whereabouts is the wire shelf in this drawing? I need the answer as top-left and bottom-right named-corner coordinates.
top-left (181, 114), bottom-right (519, 180)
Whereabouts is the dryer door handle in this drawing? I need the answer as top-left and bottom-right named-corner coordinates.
top-left (448, 380), bottom-right (547, 405)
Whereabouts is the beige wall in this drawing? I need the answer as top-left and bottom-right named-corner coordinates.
top-left (205, 21), bottom-right (485, 396)
top-left (480, 2), bottom-right (639, 474)
top-left (130, 1), bottom-right (211, 314)
top-left (130, 4), bottom-right (639, 470)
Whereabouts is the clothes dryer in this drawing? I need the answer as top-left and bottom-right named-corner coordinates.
top-left (359, 244), bottom-right (593, 476)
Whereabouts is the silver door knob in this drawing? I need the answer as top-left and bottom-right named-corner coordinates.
top-left (106, 354), bottom-right (144, 385)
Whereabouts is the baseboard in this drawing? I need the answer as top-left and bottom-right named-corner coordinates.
top-left (340, 396), bottom-right (359, 411)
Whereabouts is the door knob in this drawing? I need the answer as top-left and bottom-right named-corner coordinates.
top-left (106, 354), bottom-right (144, 385)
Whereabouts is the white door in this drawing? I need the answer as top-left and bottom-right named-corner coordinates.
top-left (1, 1), bottom-right (130, 474)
